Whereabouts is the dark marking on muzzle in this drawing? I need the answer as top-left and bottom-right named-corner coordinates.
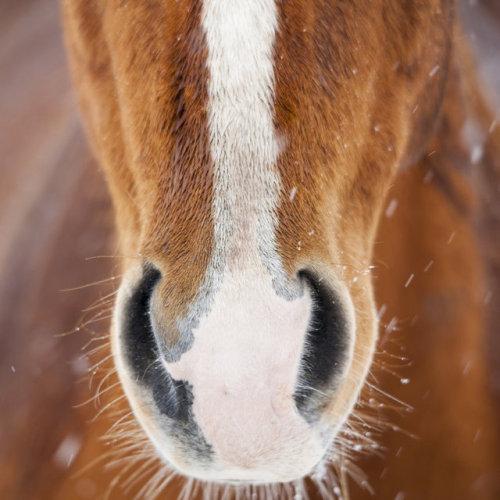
top-left (120, 265), bottom-right (213, 460)
top-left (294, 270), bottom-right (349, 421)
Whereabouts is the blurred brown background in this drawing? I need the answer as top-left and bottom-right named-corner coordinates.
top-left (0, 1), bottom-right (115, 498)
top-left (0, 0), bottom-right (499, 499)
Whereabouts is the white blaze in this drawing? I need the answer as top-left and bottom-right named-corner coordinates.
top-left (165, 0), bottom-right (324, 479)
top-left (202, 0), bottom-right (282, 274)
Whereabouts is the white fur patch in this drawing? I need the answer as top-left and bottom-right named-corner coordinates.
top-left (166, 268), bottom-right (324, 481)
top-left (202, 0), bottom-right (281, 258)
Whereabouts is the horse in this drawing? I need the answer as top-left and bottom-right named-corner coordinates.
top-left (53, 0), bottom-right (500, 498)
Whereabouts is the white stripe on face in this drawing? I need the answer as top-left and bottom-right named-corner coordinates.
top-left (171, 0), bottom-right (298, 362)
top-left (202, 0), bottom-right (284, 277)
top-left (162, 0), bottom-right (325, 478)
top-left (175, 0), bottom-right (301, 341)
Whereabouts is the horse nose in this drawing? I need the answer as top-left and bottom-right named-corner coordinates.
top-left (116, 264), bottom-right (354, 481)
top-left (294, 270), bottom-right (351, 418)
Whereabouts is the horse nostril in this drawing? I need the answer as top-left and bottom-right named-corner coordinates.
top-left (121, 265), bottom-right (161, 375)
top-left (294, 270), bottom-right (350, 418)
top-left (120, 265), bottom-right (192, 421)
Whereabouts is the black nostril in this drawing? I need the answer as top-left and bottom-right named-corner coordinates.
top-left (122, 265), bottom-right (161, 377)
top-left (294, 270), bottom-right (349, 418)
top-left (121, 265), bottom-right (191, 421)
